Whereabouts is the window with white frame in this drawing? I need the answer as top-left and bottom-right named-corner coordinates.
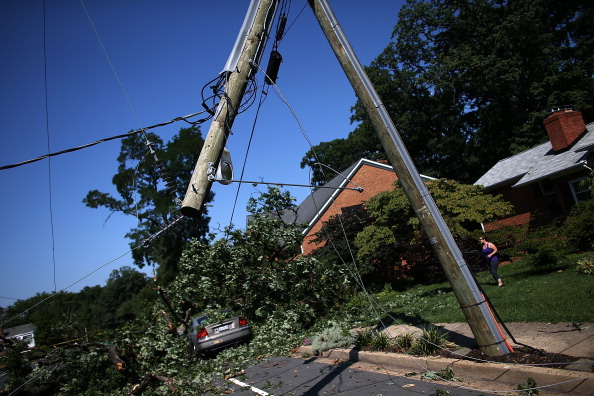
top-left (568, 177), bottom-right (591, 203)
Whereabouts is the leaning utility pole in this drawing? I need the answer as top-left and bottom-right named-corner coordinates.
top-left (309, 0), bottom-right (510, 357)
top-left (181, 0), bottom-right (278, 218)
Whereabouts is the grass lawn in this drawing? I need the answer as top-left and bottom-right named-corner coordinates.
top-left (359, 253), bottom-right (594, 325)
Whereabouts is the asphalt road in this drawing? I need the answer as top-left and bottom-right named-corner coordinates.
top-left (223, 356), bottom-right (495, 395)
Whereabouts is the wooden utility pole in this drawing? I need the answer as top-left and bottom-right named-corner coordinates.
top-left (308, 0), bottom-right (510, 356)
top-left (181, 0), bottom-right (277, 218)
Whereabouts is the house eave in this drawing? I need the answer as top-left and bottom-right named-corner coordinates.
top-left (512, 163), bottom-right (589, 188)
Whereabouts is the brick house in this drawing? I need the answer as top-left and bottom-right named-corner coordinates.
top-left (279, 158), bottom-right (435, 254)
top-left (474, 107), bottom-right (593, 231)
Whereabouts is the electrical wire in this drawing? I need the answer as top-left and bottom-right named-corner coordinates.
top-left (257, 47), bottom-right (592, 395)
top-left (42, 0), bottom-right (57, 293)
top-left (227, 84), bottom-right (270, 233)
top-left (79, 0), bottom-right (147, 141)
top-left (0, 110), bottom-right (209, 171)
top-left (0, 215), bottom-right (186, 328)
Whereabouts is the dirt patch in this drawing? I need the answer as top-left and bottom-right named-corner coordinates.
top-left (462, 347), bottom-right (593, 371)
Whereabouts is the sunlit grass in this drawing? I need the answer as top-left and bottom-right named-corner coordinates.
top-left (359, 253), bottom-right (594, 325)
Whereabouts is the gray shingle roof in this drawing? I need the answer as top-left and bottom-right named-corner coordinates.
top-left (475, 122), bottom-right (594, 190)
top-left (3, 323), bottom-right (37, 337)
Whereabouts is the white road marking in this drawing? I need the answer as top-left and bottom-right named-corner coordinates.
top-left (228, 377), bottom-right (271, 395)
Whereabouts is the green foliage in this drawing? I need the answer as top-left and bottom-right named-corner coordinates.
top-left (354, 329), bottom-right (374, 349)
top-left (369, 331), bottom-right (391, 351)
top-left (523, 248), bottom-right (562, 272)
top-left (310, 324), bottom-right (355, 355)
top-left (514, 225), bottom-right (569, 272)
top-left (576, 255), bottom-right (594, 276)
top-left (1, 340), bottom-right (33, 393)
top-left (345, 254), bottom-right (594, 325)
top-left (96, 266), bottom-right (151, 328)
top-left (561, 198), bottom-right (594, 252)
top-left (302, 0), bottom-right (594, 185)
top-left (246, 185), bottom-right (296, 218)
top-left (170, 187), bottom-right (355, 326)
top-left (393, 332), bottom-right (416, 351)
top-left (84, 126), bottom-right (211, 283)
top-left (1, 267), bottom-right (154, 347)
top-left (410, 326), bottom-right (448, 356)
top-left (349, 180), bottom-right (512, 284)
top-left (421, 367), bottom-right (459, 382)
top-left (517, 377), bottom-right (540, 395)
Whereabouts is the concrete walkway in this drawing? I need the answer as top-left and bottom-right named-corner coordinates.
top-left (295, 322), bottom-right (594, 395)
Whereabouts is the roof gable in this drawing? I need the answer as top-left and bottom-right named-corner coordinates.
top-left (287, 158), bottom-right (435, 235)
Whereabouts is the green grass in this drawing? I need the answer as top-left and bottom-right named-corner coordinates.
top-left (359, 253), bottom-right (594, 325)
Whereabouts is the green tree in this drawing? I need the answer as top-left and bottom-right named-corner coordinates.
top-left (170, 187), bottom-right (354, 326)
top-left (84, 125), bottom-right (211, 283)
top-left (302, 0), bottom-right (594, 186)
top-left (94, 266), bottom-right (151, 328)
top-left (312, 180), bottom-right (513, 285)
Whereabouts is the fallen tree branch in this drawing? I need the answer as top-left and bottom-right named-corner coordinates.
top-left (130, 374), bottom-right (176, 394)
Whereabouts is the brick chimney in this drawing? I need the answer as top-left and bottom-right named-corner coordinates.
top-left (543, 106), bottom-right (586, 152)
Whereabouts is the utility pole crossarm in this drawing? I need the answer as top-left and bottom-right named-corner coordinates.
top-left (308, 0), bottom-right (510, 356)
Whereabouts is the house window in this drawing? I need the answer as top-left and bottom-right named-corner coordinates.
top-left (539, 179), bottom-right (556, 196)
top-left (568, 178), bottom-right (591, 203)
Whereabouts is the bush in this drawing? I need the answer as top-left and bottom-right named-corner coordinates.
top-left (311, 324), bottom-right (355, 355)
top-left (355, 329), bottom-right (374, 349)
top-left (370, 331), bottom-right (391, 351)
top-left (576, 256), bottom-right (594, 276)
top-left (562, 199), bottom-right (594, 252)
top-left (524, 247), bottom-right (562, 272)
top-left (410, 326), bottom-right (448, 356)
top-left (393, 332), bottom-right (416, 351)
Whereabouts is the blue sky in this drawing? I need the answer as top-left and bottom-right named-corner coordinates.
top-left (0, 0), bottom-right (405, 306)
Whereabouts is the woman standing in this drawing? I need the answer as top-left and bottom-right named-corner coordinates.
top-left (480, 236), bottom-right (503, 287)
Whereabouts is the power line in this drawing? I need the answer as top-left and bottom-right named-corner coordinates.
top-left (42, 0), bottom-right (57, 293)
top-left (0, 215), bottom-right (186, 328)
top-left (0, 111), bottom-right (208, 171)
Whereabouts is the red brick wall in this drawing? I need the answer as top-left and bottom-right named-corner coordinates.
top-left (301, 163), bottom-right (398, 255)
top-left (486, 169), bottom-right (589, 230)
top-left (483, 212), bottom-right (531, 232)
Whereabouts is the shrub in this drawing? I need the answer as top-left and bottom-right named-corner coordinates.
top-left (576, 256), bottom-right (594, 276)
top-left (370, 331), bottom-right (391, 351)
top-left (355, 329), bottom-right (374, 349)
top-left (393, 332), bottom-right (416, 351)
top-left (524, 247), bottom-right (562, 272)
top-left (562, 199), bottom-right (594, 252)
top-left (311, 325), bottom-right (355, 355)
top-left (410, 326), bottom-right (448, 356)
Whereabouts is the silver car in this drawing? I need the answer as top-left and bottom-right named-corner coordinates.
top-left (187, 314), bottom-right (252, 357)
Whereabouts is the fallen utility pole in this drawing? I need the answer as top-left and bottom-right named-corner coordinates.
top-left (308, 0), bottom-right (511, 357)
top-left (181, 0), bottom-right (278, 218)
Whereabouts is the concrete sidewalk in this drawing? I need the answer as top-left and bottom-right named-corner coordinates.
top-left (295, 322), bottom-right (594, 395)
